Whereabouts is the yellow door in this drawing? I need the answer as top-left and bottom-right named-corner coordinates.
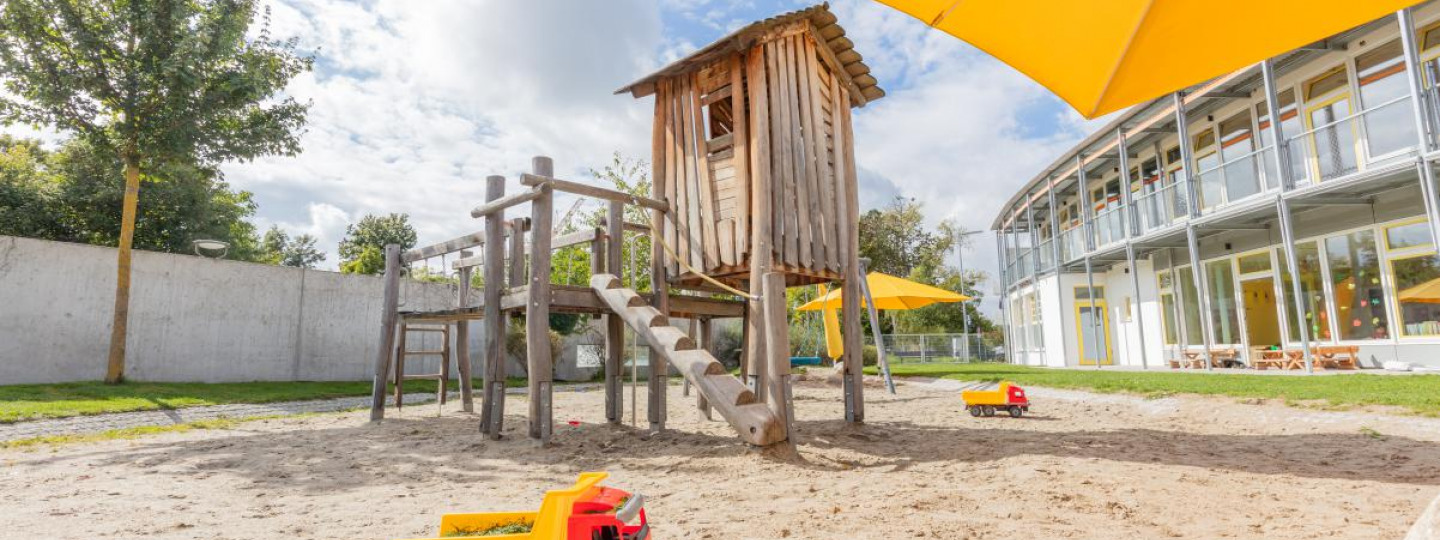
top-left (1075, 300), bottom-right (1113, 365)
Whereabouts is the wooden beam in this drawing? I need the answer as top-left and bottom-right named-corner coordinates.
top-left (605, 201), bottom-right (625, 425)
top-left (470, 184), bottom-right (547, 218)
top-left (518, 173), bottom-right (668, 213)
top-left (368, 244), bottom-right (402, 422)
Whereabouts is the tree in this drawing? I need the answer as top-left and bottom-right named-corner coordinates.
top-left (338, 213), bottom-right (416, 274)
top-left (0, 0), bottom-right (313, 383)
top-left (0, 136), bottom-right (268, 260)
top-left (855, 196), bottom-right (994, 335)
top-left (260, 225), bottom-right (324, 268)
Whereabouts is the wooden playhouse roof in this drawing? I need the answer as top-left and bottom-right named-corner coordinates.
top-left (614, 3), bottom-right (885, 107)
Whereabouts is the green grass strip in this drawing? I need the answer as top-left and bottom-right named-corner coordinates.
top-left (871, 363), bottom-right (1440, 416)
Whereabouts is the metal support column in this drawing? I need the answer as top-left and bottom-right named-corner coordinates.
top-left (1164, 248), bottom-right (1185, 365)
top-left (995, 231), bottom-right (1013, 363)
top-left (1116, 129), bottom-right (1148, 369)
top-left (1262, 59), bottom-right (1315, 374)
top-left (1174, 92), bottom-right (1217, 370)
top-left (1047, 177), bottom-right (1066, 367)
top-left (1399, 9), bottom-right (1440, 264)
top-left (1078, 156), bottom-right (1104, 368)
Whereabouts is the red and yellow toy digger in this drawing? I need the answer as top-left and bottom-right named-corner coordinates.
top-left (399, 472), bottom-right (649, 540)
top-left (961, 381), bottom-right (1030, 418)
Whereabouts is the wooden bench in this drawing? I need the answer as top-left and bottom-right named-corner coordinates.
top-left (1177, 348), bottom-right (1239, 368)
top-left (1312, 345), bottom-right (1360, 370)
top-left (1253, 349), bottom-right (1293, 370)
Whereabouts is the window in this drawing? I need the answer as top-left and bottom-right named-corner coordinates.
top-left (1177, 266), bottom-right (1203, 346)
top-left (1391, 253), bottom-right (1440, 336)
top-left (1028, 291), bottom-right (1044, 347)
top-left (1325, 230), bottom-right (1388, 340)
top-left (1386, 220), bottom-right (1433, 251)
top-left (1279, 241), bottom-right (1331, 341)
top-left (1158, 271), bottom-right (1179, 345)
top-left (1219, 111), bottom-right (1262, 198)
top-left (1075, 286), bottom-right (1105, 300)
top-left (1423, 21), bottom-right (1440, 51)
top-left (1238, 252), bottom-right (1271, 275)
top-left (1206, 259), bottom-right (1241, 344)
top-left (1356, 40), bottom-right (1417, 159)
top-left (1306, 66), bottom-right (1350, 101)
top-left (1194, 128), bottom-right (1222, 210)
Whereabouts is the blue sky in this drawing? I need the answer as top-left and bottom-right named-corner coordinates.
top-left (9, 0), bottom-right (1113, 316)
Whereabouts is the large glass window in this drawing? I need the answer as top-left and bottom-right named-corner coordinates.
top-left (1177, 266), bottom-right (1202, 346)
top-left (1386, 220), bottom-right (1433, 251)
top-left (1279, 242), bottom-right (1331, 341)
top-left (1219, 111), bottom-right (1262, 200)
top-left (1326, 230), bottom-right (1388, 340)
top-left (1205, 259), bottom-right (1241, 344)
top-left (1193, 129), bottom-right (1222, 210)
top-left (1392, 253), bottom-right (1440, 336)
top-left (1356, 40), bottom-right (1417, 159)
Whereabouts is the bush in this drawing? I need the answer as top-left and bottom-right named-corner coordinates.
top-left (713, 323), bottom-right (744, 370)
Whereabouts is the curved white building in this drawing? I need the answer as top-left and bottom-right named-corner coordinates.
top-left (992, 5), bottom-right (1440, 370)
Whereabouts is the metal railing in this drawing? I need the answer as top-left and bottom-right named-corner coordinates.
top-left (873, 333), bottom-right (1004, 363)
top-left (1091, 204), bottom-right (1127, 248)
top-left (1036, 238), bottom-right (1055, 271)
top-left (1193, 145), bottom-right (1278, 212)
top-left (1134, 181), bottom-right (1187, 233)
top-left (1060, 226), bottom-right (1086, 262)
top-left (1284, 95), bottom-right (1417, 185)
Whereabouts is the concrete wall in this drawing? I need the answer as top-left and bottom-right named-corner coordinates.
top-left (0, 235), bottom-right (467, 384)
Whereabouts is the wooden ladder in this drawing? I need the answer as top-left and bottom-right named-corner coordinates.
top-left (392, 322), bottom-right (452, 409)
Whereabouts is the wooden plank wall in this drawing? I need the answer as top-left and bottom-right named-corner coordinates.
top-left (655, 22), bottom-right (853, 286)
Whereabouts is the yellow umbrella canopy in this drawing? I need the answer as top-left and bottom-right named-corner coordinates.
top-left (873, 0), bottom-right (1424, 118)
top-left (797, 272), bottom-right (970, 311)
top-left (1399, 276), bottom-right (1440, 304)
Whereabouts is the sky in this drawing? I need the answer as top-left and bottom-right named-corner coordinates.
top-left (9, 0), bottom-right (1115, 317)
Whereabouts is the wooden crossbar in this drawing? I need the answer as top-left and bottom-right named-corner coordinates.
top-left (519, 173), bottom-right (669, 213)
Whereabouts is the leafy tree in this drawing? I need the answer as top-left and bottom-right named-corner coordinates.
top-left (338, 213), bottom-right (416, 274)
top-left (0, 136), bottom-right (267, 260)
top-left (854, 196), bottom-right (993, 336)
top-left (260, 225), bottom-right (324, 268)
top-left (0, 0), bottom-right (313, 383)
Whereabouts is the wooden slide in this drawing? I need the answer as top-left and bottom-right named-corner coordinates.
top-left (590, 275), bottom-right (786, 446)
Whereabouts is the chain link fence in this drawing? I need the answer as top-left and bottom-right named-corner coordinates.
top-left (869, 333), bottom-right (1004, 363)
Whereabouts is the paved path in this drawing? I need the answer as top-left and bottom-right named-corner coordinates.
top-left (0, 384), bottom-right (601, 442)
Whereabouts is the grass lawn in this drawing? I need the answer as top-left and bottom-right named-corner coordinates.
top-left (872, 363), bottom-right (1440, 416)
top-left (0, 378), bottom-right (529, 424)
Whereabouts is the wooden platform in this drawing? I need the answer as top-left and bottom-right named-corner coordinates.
top-left (398, 284), bottom-right (744, 323)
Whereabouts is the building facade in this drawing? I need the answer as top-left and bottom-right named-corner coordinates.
top-left (992, 5), bottom-right (1440, 370)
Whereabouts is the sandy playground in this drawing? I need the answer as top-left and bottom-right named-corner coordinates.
top-left (3, 377), bottom-right (1439, 540)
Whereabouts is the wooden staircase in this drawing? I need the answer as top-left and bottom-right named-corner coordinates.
top-left (590, 274), bottom-right (785, 446)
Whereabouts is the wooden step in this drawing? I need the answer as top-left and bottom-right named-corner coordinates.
top-left (402, 374), bottom-right (444, 381)
top-left (401, 350), bottom-right (447, 356)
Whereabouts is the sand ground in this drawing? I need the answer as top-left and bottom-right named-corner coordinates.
top-left (3, 377), bottom-right (1438, 540)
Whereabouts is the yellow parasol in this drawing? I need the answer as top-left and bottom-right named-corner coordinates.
top-left (872, 0), bottom-right (1424, 118)
top-left (1399, 276), bottom-right (1440, 304)
top-left (798, 272), bottom-right (970, 311)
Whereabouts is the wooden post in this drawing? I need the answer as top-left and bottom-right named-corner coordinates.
top-left (527, 156), bottom-right (555, 444)
top-left (650, 126), bottom-right (672, 434)
top-left (605, 201), bottom-right (625, 425)
top-left (480, 175), bottom-right (507, 438)
top-left (762, 272), bottom-right (792, 444)
top-left (509, 218), bottom-right (526, 286)
top-left (456, 252), bottom-right (475, 413)
top-left (393, 322), bottom-right (408, 408)
top-left (839, 90), bottom-right (865, 424)
top-left (697, 317), bottom-right (713, 420)
top-left (745, 45), bottom-right (772, 400)
top-left (369, 244), bottom-right (402, 422)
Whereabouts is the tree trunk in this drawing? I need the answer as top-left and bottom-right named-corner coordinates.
top-left (104, 157), bottom-right (141, 384)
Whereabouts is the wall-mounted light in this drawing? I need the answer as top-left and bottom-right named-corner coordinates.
top-left (192, 239), bottom-right (229, 259)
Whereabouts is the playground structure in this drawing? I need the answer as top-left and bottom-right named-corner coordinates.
top-left (367, 5), bottom-right (883, 447)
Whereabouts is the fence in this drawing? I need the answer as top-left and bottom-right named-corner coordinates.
top-left (872, 333), bottom-right (1003, 363)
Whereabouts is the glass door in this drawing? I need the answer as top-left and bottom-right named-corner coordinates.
top-left (1074, 286), bottom-right (1112, 365)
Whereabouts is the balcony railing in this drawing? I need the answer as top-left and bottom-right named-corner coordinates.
top-left (1091, 204), bottom-right (1127, 248)
top-left (1284, 95), bottom-right (1417, 185)
top-left (1060, 226), bottom-right (1085, 262)
top-left (1036, 239), bottom-right (1055, 272)
top-left (1134, 181), bottom-right (1188, 234)
top-left (1193, 146), bottom-right (1278, 212)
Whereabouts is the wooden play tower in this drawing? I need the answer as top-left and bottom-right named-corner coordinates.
top-left (367, 4), bottom-right (882, 447)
